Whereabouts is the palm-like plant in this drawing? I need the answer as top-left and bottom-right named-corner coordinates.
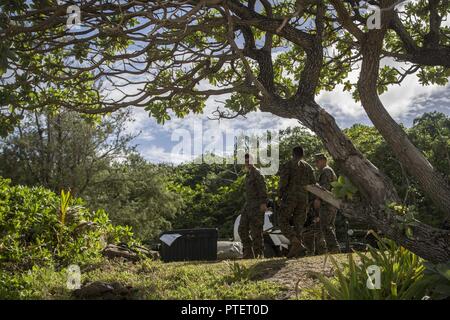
top-left (313, 234), bottom-right (427, 300)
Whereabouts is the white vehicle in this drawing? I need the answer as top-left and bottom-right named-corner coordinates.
top-left (233, 210), bottom-right (291, 258)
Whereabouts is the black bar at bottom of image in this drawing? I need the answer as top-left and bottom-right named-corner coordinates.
top-left (0, 299), bottom-right (444, 319)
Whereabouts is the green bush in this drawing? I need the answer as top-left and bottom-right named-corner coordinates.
top-left (331, 176), bottom-right (358, 200)
top-left (0, 177), bottom-right (135, 271)
top-left (314, 236), bottom-right (429, 300)
top-left (0, 265), bottom-right (69, 299)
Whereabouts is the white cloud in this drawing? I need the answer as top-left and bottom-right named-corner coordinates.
top-left (139, 145), bottom-right (195, 164)
top-left (317, 58), bottom-right (449, 124)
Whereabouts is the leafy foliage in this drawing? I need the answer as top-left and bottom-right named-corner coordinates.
top-left (168, 162), bottom-right (245, 238)
top-left (314, 236), bottom-right (427, 300)
top-left (331, 176), bottom-right (358, 201)
top-left (0, 177), bottom-right (134, 271)
top-left (410, 112), bottom-right (450, 179)
top-left (0, 108), bottom-right (135, 195)
top-left (83, 154), bottom-right (183, 241)
top-left (313, 235), bottom-right (450, 300)
top-left (224, 261), bottom-right (253, 283)
top-left (387, 203), bottom-right (417, 240)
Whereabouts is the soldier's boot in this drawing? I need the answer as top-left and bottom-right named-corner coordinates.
top-left (253, 248), bottom-right (264, 259)
top-left (298, 241), bottom-right (308, 257)
top-left (323, 227), bottom-right (341, 254)
top-left (287, 237), bottom-right (306, 258)
top-left (302, 231), bottom-right (315, 256)
top-left (326, 242), bottom-right (341, 254)
top-left (315, 235), bottom-right (327, 256)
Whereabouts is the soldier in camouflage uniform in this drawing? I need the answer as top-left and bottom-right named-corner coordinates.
top-left (238, 154), bottom-right (268, 259)
top-left (314, 153), bottom-right (341, 253)
top-left (278, 146), bottom-right (316, 258)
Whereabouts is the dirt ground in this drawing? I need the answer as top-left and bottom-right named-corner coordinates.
top-left (247, 254), bottom-right (349, 299)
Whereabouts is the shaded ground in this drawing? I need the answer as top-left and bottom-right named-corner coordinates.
top-left (4, 254), bottom-right (350, 300)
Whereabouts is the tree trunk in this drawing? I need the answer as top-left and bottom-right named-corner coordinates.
top-left (358, 32), bottom-right (450, 222)
top-left (342, 203), bottom-right (450, 263)
top-left (305, 186), bottom-right (450, 262)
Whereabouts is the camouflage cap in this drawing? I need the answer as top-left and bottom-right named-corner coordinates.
top-left (314, 153), bottom-right (327, 161)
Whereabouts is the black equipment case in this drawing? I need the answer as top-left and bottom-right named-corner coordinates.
top-left (159, 228), bottom-right (218, 262)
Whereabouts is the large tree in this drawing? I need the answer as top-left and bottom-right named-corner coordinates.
top-left (1, 0), bottom-right (449, 262)
top-left (330, 0), bottom-right (450, 226)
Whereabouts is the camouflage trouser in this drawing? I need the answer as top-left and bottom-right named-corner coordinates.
top-left (278, 194), bottom-right (308, 243)
top-left (303, 225), bottom-right (327, 255)
top-left (238, 204), bottom-right (264, 258)
top-left (319, 205), bottom-right (340, 253)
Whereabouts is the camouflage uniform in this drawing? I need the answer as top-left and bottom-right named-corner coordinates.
top-left (317, 165), bottom-right (340, 253)
top-left (278, 159), bottom-right (315, 248)
top-left (238, 166), bottom-right (267, 258)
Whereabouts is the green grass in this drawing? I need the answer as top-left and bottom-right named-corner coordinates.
top-left (1, 258), bottom-right (287, 300)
